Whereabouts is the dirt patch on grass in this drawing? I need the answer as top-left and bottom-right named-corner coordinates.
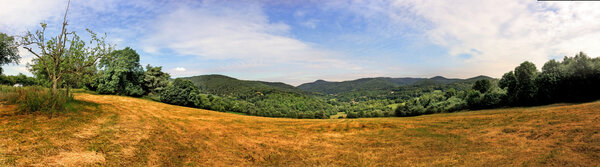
top-left (43, 151), bottom-right (105, 166)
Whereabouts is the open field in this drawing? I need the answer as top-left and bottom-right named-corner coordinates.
top-left (1, 93), bottom-right (599, 166)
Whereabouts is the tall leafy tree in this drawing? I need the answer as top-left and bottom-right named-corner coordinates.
top-left (499, 71), bottom-right (517, 104)
top-left (472, 79), bottom-right (491, 93)
top-left (97, 47), bottom-right (145, 96)
top-left (535, 60), bottom-right (561, 103)
top-left (143, 64), bottom-right (171, 94)
top-left (21, 0), bottom-right (112, 93)
top-left (514, 61), bottom-right (538, 105)
top-left (0, 33), bottom-right (20, 75)
top-left (160, 79), bottom-right (200, 107)
top-left (560, 52), bottom-right (600, 101)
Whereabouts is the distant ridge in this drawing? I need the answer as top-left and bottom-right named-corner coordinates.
top-left (180, 74), bottom-right (494, 96)
top-left (297, 76), bottom-right (494, 94)
top-left (181, 74), bottom-right (302, 98)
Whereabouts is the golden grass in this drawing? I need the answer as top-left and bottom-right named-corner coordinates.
top-left (1, 93), bottom-right (599, 166)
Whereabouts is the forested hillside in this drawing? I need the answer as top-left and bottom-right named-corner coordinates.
top-left (298, 76), bottom-right (491, 94)
top-left (178, 75), bottom-right (335, 118)
top-left (298, 77), bottom-right (424, 94)
top-left (168, 74), bottom-right (495, 119)
top-left (182, 74), bottom-right (302, 98)
top-left (298, 76), bottom-right (493, 102)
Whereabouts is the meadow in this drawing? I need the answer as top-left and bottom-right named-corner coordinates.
top-left (1, 92), bottom-right (598, 166)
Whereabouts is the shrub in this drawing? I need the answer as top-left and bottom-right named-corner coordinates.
top-left (0, 86), bottom-right (72, 116)
top-left (466, 90), bottom-right (483, 109)
top-left (18, 87), bottom-right (72, 115)
top-left (1, 85), bottom-right (25, 104)
top-left (159, 79), bottom-right (198, 107)
top-left (346, 111), bottom-right (358, 118)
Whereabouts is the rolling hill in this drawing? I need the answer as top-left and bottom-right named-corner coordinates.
top-left (180, 74), bottom-right (335, 118)
top-left (297, 76), bottom-right (493, 95)
top-left (181, 74), bottom-right (302, 99)
top-left (181, 74), bottom-right (493, 98)
top-left (0, 92), bottom-right (598, 166)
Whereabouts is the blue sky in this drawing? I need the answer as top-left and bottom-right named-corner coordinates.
top-left (1, 0), bottom-right (600, 85)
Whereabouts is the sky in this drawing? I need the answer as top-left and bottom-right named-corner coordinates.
top-left (1, 0), bottom-right (600, 85)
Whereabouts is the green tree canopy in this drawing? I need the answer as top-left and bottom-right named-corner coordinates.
top-left (472, 79), bottom-right (491, 93)
top-left (160, 78), bottom-right (200, 107)
top-left (0, 33), bottom-right (20, 75)
top-left (96, 47), bottom-right (144, 96)
top-left (143, 64), bottom-right (171, 94)
top-left (514, 61), bottom-right (538, 105)
top-left (499, 71), bottom-right (517, 104)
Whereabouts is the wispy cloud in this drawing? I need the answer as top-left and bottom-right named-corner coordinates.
top-left (140, 1), bottom-right (360, 84)
top-left (0, 0), bottom-right (66, 34)
top-left (174, 67), bottom-right (186, 72)
top-left (329, 0), bottom-right (600, 77)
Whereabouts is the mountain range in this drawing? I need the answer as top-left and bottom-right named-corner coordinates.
top-left (181, 74), bottom-right (494, 97)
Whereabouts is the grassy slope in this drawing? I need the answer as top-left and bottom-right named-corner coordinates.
top-left (1, 93), bottom-right (599, 166)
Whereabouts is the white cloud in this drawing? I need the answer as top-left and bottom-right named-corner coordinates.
top-left (174, 67), bottom-right (186, 72)
top-left (327, 0), bottom-right (600, 78)
top-left (0, 0), bottom-right (67, 34)
top-left (0, 0), bottom-right (158, 76)
top-left (141, 1), bottom-right (359, 84)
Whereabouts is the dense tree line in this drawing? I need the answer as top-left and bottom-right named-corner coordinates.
top-left (342, 99), bottom-right (395, 118)
top-left (501, 52), bottom-right (600, 105)
top-left (156, 78), bottom-right (335, 119)
top-left (0, 73), bottom-right (41, 86)
top-left (179, 75), bottom-right (338, 118)
top-left (396, 52), bottom-right (600, 117)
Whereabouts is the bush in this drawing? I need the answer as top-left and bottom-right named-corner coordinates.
top-left (0, 85), bottom-right (19, 104)
top-left (159, 79), bottom-right (198, 107)
top-left (442, 96), bottom-right (467, 112)
top-left (0, 86), bottom-right (72, 116)
top-left (466, 90), bottom-right (483, 108)
top-left (346, 111), bottom-right (358, 118)
top-left (18, 87), bottom-right (72, 115)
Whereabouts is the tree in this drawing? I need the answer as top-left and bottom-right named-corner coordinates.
top-left (499, 71), bottom-right (517, 104)
top-left (143, 64), bottom-right (171, 94)
top-left (96, 47), bottom-right (144, 96)
top-left (561, 52), bottom-right (599, 101)
top-left (535, 60), bottom-right (561, 103)
top-left (160, 78), bottom-right (199, 107)
top-left (514, 61), bottom-right (538, 105)
top-left (444, 88), bottom-right (456, 99)
top-left (466, 90), bottom-right (483, 109)
top-left (472, 79), bottom-right (491, 93)
top-left (0, 33), bottom-right (20, 75)
top-left (480, 88), bottom-right (505, 108)
top-left (21, 0), bottom-right (112, 93)
top-left (193, 93), bottom-right (212, 109)
top-left (346, 111), bottom-right (358, 118)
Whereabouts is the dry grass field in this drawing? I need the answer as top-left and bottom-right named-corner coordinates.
top-left (1, 93), bottom-right (599, 166)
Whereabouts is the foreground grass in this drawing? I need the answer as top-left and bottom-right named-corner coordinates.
top-left (0, 93), bottom-right (599, 166)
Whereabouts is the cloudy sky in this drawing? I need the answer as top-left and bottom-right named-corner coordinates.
top-left (1, 0), bottom-right (599, 85)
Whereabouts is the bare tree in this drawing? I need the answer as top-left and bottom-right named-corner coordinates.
top-left (21, 0), bottom-right (112, 94)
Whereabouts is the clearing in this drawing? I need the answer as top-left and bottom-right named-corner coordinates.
top-left (0, 93), bottom-right (599, 166)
